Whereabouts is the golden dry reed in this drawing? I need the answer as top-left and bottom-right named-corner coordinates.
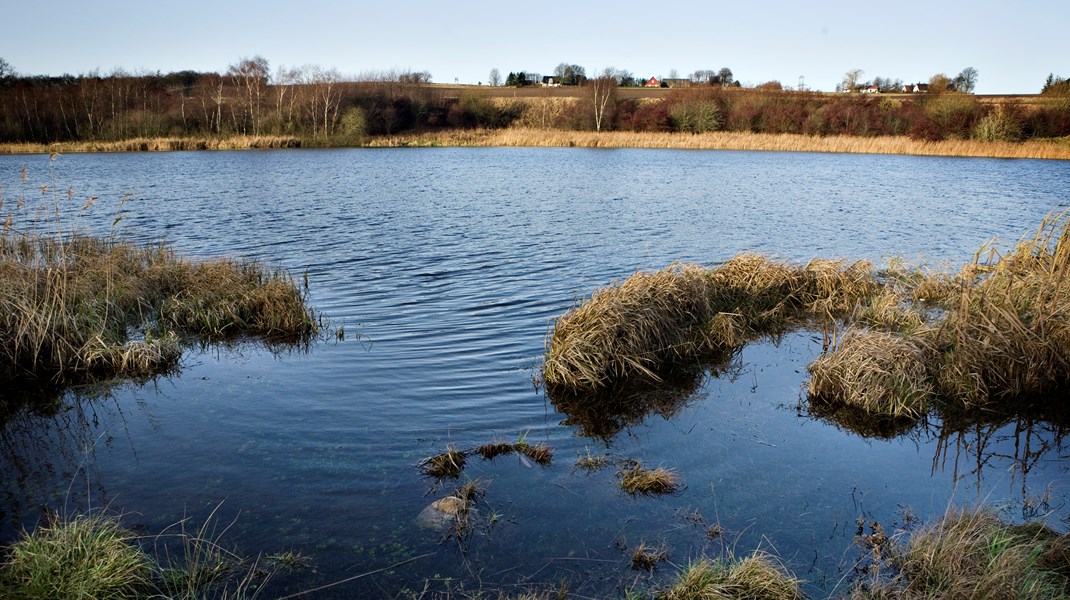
top-left (368, 127), bottom-right (1070, 160)
top-left (0, 233), bottom-right (318, 386)
top-left (543, 255), bottom-right (877, 393)
top-left (809, 213), bottom-right (1070, 420)
top-left (0, 136), bottom-right (300, 155)
top-left (853, 508), bottom-right (1070, 599)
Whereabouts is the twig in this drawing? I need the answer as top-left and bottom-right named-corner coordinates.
top-left (274, 552), bottom-right (436, 599)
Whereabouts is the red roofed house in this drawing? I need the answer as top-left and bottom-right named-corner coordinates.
top-left (644, 77), bottom-right (661, 87)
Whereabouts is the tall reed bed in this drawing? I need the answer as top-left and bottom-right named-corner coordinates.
top-left (809, 214), bottom-right (1070, 421)
top-left (1, 161), bottom-right (317, 387)
top-left (0, 232), bottom-right (317, 385)
top-left (0, 136), bottom-right (300, 155)
top-left (543, 256), bottom-right (876, 393)
top-left (368, 128), bottom-right (1070, 160)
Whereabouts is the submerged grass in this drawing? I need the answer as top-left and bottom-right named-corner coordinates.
top-left (0, 233), bottom-right (318, 386)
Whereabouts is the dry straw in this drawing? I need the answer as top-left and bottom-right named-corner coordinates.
top-left (543, 255), bottom-right (877, 393)
top-left (809, 213), bottom-right (1070, 423)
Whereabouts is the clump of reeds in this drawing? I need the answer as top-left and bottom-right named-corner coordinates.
top-left (0, 232), bottom-right (318, 386)
top-left (516, 442), bottom-right (553, 465)
top-left (853, 508), bottom-right (1070, 599)
top-left (543, 263), bottom-right (719, 391)
top-left (631, 542), bottom-right (669, 571)
top-left (0, 512), bottom-right (152, 600)
top-left (808, 213), bottom-right (1070, 425)
top-left (421, 446), bottom-right (467, 478)
top-left (935, 216), bottom-right (1070, 408)
top-left (658, 552), bottom-right (804, 600)
top-left (618, 464), bottom-right (680, 495)
top-left (0, 505), bottom-right (278, 600)
top-left (808, 330), bottom-right (936, 420)
top-left (543, 255), bottom-right (878, 393)
top-left (475, 441), bottom-right (515, 460)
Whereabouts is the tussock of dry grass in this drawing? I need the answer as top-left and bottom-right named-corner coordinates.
top-left (631, 542), bottom-right (669, 572)
top-left (421, 446), bottom-right (467, 478)
top-left (659, 552), bottom-right (804, 600)
top-left (543, 256), bottom-right (877, 393)
top-left (808, 330), bottom-right (936, 420)
top-left (367, 127), bottom-right (1070, 160)
top-left (516, 442), bottom-right (553, 465)
top-left (0, 233), bottom-right (317, 385)
top-left (809, 213), bottom-right (1070, 423)
top-left (854, 509), bottom-right (1070, 599)
top-left (618, 464), bottom-right (680, 495)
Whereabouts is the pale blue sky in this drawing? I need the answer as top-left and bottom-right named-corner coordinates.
top-left (3, 0), bottom-right (1065, 94)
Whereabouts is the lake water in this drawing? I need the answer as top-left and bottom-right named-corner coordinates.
top-left (1, 148), bottom-right (1068, 598)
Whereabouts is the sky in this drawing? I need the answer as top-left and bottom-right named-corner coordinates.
top-left (3, 0), bottom-right (1066, 94)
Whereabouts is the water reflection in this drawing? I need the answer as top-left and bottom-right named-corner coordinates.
top-left (0, 381), bottom-right (141, 531)
top-left (805, 397), bottom-right (1070, 503)
top-left (548, 350), bottom-right (740, 440)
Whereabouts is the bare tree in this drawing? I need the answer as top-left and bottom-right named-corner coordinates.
top-left (227, 56), bottom-right (269, 135)
top-left (842, 69), bottom-right (864, 92)
top-left (0, 57), bottom-right (14, 80)
top-left (272, 65), bottom-right (301, 134)
top-left (488, 68), bottom-right (501, 87)
top-left (717, 67), bottom-right (734, 87)
top-left (954, 67), bottom-right (978, 94)
top-left (590, 74), bottom-right (617, 132)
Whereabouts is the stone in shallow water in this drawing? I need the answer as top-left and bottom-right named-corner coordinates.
top-left (414, 496), bottom-right (473, 531)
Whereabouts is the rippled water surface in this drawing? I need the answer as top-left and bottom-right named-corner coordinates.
top-left (1, 148), bottom-right (1068, 597)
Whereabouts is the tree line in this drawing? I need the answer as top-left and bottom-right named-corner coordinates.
top-left (0, 57), bottom-right (1067, 145)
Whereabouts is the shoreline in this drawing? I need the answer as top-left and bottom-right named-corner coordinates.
top-left (2, 129), bottom-right (1069, 160)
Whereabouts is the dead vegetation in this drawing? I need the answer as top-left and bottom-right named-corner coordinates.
top-left (542, 256), bottom-right (877, 394)
top-left (809, 213), bottom-right (1070, 425)
top-left (617, 464), bottom-right (680, 495)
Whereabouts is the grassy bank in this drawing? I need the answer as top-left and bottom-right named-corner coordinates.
top-left (0, 232), bottom-right (318, 386)
top-left (2, 129), bottom-right (1069, 159)
top-left (0, 135), bottom-right (300, 154)
top-left (368, 128), bottom-right (1070, 160)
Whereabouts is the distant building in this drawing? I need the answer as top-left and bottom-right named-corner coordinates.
top-left (864, 85), bottom-right (880, 93)
top-left (644, 77), bottom-right (661, 88)
top-left (903, 83), bottom-right (930, 93)
top-left (541, 76), bottom-right (560, 87)
top-left (663, 78), bottom-right (692, 88)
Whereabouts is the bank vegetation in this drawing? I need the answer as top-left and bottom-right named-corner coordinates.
top-left (1, 63), bottom-right (1069, 159)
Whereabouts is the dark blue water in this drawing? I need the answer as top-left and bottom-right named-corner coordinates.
top-left (1, 148), bottom-right (1068, 598)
